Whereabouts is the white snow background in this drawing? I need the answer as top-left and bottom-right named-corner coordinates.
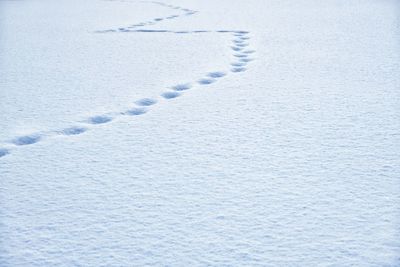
top-left (0, 0), bottom-right (400, 266)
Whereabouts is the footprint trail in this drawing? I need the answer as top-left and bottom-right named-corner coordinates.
top-left (0, 2), bottom-right (255, 159)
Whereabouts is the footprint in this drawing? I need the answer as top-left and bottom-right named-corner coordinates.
top-left (193, 30), bottom-right (209, 33)
top-left (136, 29), bottom-right (168, 33)
top-left (236, 43), bottom-right (249, 48)
top-left (239, 58), bottom-right (254, 62)
top-left (154, 18), bottom-right (163, 21)
top-left (162, 91), bottom-right (181, 99)
top-left (243, 50), bottom-right (255, 54)
top-left (0, 148), bottom-right (9, 158)
top-left (239, 36), bottom-right (250, 40)
top-left (231, 46), bottom-right (243, 52)
top-left (135, 98), bottom-right (157, 106)
top-left (95, 30), bottom-right (115, 33)
top-left (231, 67), bottom-right (247, 73)
top-left (234, 31), bottom-right (249, 34)
top-left (207, 71), bottom-right (226, 78)
top-left (87, 115), bottom-right (113, 125)
top-left (175, 31), bottom-right (190, 34)
top-left (12, 134), bottom-right (41, 146)
top-left (231, 62), bottom-right (246, 67)
top-left (233, 39), bottom-right (245, 44)
top-left (234, 54), bottom-right (248, 58)
top-left (198, 78), bottom-right (216, 85)
top-left (126, 107), bottom-right (148, 116)
top-left (172, 83), bottom-right (192, 91)
top-left (217, 30), bottom-right (232, 33)
top-left (61, 126), bottom-right (87, 136)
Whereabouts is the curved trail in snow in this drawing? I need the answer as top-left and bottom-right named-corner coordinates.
top-left (0, 0), bottom-right (255, 159)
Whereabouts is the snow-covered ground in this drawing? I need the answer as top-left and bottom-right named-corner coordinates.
top-left (1, 0), bottom-right (399, 266)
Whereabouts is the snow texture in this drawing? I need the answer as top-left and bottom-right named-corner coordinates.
top-left (0, 0), bottom-right (400, 266)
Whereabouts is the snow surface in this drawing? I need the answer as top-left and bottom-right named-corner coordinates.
top-left (1, 0), bottom-right (400, 266)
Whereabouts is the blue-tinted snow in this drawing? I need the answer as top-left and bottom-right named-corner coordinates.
top-left (0, 0), bottom-right (399, 266)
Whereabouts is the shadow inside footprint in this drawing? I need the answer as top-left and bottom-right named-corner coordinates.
top-left (231, 62), bottom-right (246, 67)
top-left (198, 78), bottom-right (216, 85)
top-left (61, 127), bottom-right (87, 136)
top-left (162, 91), bottom-right (180, 99)
top-left (233, 39), bottom-right (245, 44)
top-left (126, 107), bottom-right (148, 116)
top-left (135, 98), bottom-right (157, 106)
top-left (234, 54), bottom-right (248, 58)
top-left (231, 46), bottom-right (243, 52)
top-left (239, 58), bottom-right (254, 62)
top-left (172, 84), bottom-right (191, 91)
top-left (243, 50), bottom-right (255, 54)
top-left (236, 43), bottom-right (249, 47)
top-left (87, 115), bottom-right (113, 125)
top-left (12, 135), bottom-right (41, 146)
top-left (136, 29), bottom-right (168, 33)
top-left (207, 72), bottom-right (226, 78)
top-left (0, 148), bottom-right (9, 158)
top-left (231, 67), bottom-right (247, 73)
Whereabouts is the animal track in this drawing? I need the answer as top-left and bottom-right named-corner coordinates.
top-left (231, 46), bottom-right (243, 52)
top-left (126, 107), bottom-right (148, 115)
top-left (231, 67), bottom-right (247, 73)
top-left (198, 78), bottom-right (216, 85)
top-left (97, 1), bottom-right (198, 33)
top-left (231, 62), bottom-right (247, 67)
top-left (0, 148), bottom-right (9, 158)
top-left (172, 84), bottom-right (192, 91)
top-left (135, 29), bottom-right (169, 32)
top-left (243, 50), bottom-right (255, 54)
top-left (135, 98), bottom-right (157, 106)
top-left (162, 91), bottom-right (181, 99)
top-left (61, 126), bottom-right (87, 136)
top-left (1, 2), bottom-right (255, 158)
top-left (233, 39), bottom-right (245, 44)
top-left (239, 58), bottom-right (254, 62)
top-left (207, 71), bottom-right (226, 78)
top-left (12, 135), bottom-right (41, 146)
top-left (235, 43), bottom-right (249, 48)
top-left (87, 115), bottom-right (113, 125)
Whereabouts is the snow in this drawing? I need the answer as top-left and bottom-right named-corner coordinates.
top-left (1, 0), bottom-right (400, 266)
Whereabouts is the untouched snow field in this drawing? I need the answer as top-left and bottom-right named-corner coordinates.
top-left (1, 0), bottom-right (400, 266)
